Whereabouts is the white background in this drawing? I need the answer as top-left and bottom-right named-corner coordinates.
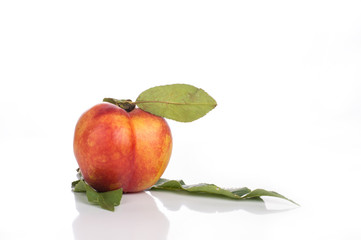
top-left (1, 1), bottom-right (361, 239)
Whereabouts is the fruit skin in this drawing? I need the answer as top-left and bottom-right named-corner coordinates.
top-left (73, 102), bottom-right (172, 193)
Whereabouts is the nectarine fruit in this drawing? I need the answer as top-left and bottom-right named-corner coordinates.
top-left (73, 102), bottom-right (172, 193)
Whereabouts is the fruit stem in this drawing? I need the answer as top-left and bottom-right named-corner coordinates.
top-left (103, 98), bottom-right (136, 112)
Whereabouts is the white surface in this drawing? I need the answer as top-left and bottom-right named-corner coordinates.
top-left (1, 1), bottom-right (361, 239)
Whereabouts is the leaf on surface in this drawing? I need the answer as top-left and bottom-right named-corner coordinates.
top-left (72, 180), bottom-right (123, 211)
top-left (150, 178), bottom-right (298, 205)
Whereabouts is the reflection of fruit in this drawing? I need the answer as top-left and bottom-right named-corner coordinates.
top-left (73, 102), bottom-right (172, 193)
top-left (73, 192), bottom-right (169, 239)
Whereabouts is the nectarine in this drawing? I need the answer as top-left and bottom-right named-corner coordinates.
top-left (73, 102), bottom-right (172, 193)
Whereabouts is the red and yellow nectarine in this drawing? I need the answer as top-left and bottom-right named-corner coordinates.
top-left (73, 102), bottom-right (172, 193)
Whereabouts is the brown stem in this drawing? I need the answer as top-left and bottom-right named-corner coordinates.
top-left (103, 98), bottom-right (136, 112)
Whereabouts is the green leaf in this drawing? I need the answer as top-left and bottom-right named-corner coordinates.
top-left (72, 180), bottom-right (123, 211)
top-left (241, 189), bottom-right (298, 205)
top-left (71, 173), bottom-right (297, 211)
top-left (135, 84), bottom-right (217, 122)
top-left (150, 178), bottom-right (299, 205)
top-left (72, 180), bottom-right (86, 192)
